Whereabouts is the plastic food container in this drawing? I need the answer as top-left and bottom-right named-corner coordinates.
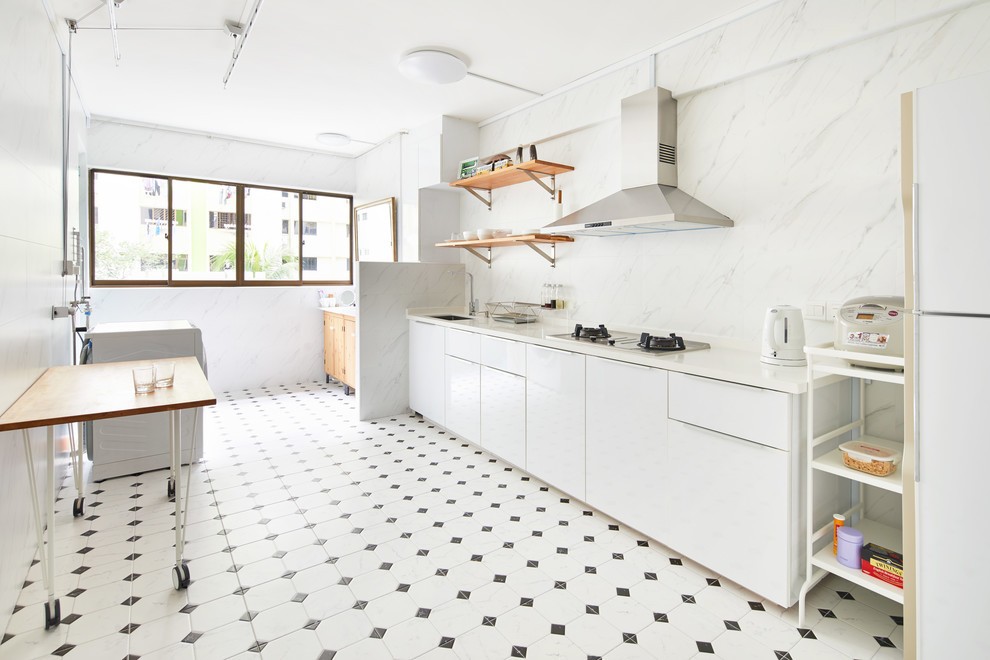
top-left (839, 440), bottom-right (901, 476)
top-left (836, 526), bottom-right (864, 569)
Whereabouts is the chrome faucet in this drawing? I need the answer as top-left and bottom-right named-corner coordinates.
top-left (466, 272), bottom-right (477, 315)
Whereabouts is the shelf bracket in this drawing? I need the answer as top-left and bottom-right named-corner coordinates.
top-left (464, 247), bottom-right (492, 269)
top-left (521, 241), bottom-right (557, 268)
top-left (521, 170), bottom-right (556, 198)
top-left (463, 186), bottom-right (492, 210)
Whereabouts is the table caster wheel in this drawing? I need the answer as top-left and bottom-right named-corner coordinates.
top-left (167, 478), bottom-right (176, 501)
top-left (172, 562), bottom-right (191, 590)
top-left (72, 497), bottom-right (85, 518)
top-left (44, 599), bottom-right (61, 630)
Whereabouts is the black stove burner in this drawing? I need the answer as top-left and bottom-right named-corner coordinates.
top-left (572, 323), bottom-right (611, 341)
top-left (638, 332), bottom-right (687, 352)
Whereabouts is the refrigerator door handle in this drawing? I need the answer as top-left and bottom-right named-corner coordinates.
top-left (912, 183), bottom-right (920, 310)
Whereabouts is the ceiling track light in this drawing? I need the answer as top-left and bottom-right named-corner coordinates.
top-left (106, 0), bottom-right (121, 65)
top-left (223, 0), bottom-right (266, 89)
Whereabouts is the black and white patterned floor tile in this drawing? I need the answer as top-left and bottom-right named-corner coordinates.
top-left (1, 381), bottom-right (903, 659)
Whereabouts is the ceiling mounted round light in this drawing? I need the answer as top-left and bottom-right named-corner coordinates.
top-left (398, 50), bottom-right (467, 84)
top-left (316, 132), bottom-right (351, 147)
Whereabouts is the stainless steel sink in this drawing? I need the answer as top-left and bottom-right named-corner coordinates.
top-left (428, 314), bottom-right (472, 321)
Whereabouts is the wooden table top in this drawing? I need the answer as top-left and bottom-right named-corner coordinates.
top-left (0, 356), bottom-right (217, 432)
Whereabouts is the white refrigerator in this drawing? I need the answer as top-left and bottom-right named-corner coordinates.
top-left (909, 70), bottom-right (990, 658)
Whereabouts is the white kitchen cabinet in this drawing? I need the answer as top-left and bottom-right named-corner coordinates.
top-left (526, 344), bottom-right (585, 499)
top-left (668, 372), bottom-right (791, 450)
top-left (481, 336), bottom-right (526, 376)
top-left (586, 357), bottom-right (668, 540)
top-left (412, 115), bottom-right (480, 188)
top-left (667, 371), bottom-right (801, 607)
top-left (480, 366), bottom-right (526, 468)
top-left (446, 328), bottom-right (481, 363)
top-left (666, 419), bottom-right (793, 605)
top-left (409, 321), bottom-right (445, 425)
top-left (444, 355), bottom-right (480, 443)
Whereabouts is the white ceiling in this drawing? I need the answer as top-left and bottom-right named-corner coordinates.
top-left (53, 0), bottom-right (761, 156)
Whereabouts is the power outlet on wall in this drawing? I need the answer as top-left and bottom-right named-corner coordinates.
top-left (826, 301), bottom-right (844, 320)
top-left (803, 302), bottom-right (827, 321)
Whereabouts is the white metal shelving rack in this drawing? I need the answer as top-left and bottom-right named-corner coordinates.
top-left (798, 344), bottom-right (905, 625)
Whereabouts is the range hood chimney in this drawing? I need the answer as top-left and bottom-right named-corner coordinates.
top-left (543, 87), bottom-right (732, 236)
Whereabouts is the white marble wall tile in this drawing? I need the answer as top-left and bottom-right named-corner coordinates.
top-left (87, 286), bottom-right (349, 393)
top-left (356, 262), bottom-right (465, 420)
top-left (355, 136), bottom-right (406, 258)
top-left (0, 0), bottom-right (80, 637)
top-left (461, 0), bottom-right (990, 350)
top-left (87, 121), bottom-right (355, 193)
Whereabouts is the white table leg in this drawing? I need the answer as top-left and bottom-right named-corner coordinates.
top-left (68, 422), bottom-right (85, 517)
top-left (22, 428), bottom-right (61, 629)
top-left (170, 410), bottom-right (189, 590)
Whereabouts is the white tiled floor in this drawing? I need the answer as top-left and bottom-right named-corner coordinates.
top-left (1, 381), bottom-right (904, 659)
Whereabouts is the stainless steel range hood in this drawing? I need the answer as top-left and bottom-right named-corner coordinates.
top-left (543, 87), bottom-right (732, 236)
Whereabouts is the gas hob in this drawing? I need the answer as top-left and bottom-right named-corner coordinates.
top-left (547, 324), bottom-right (711, 354)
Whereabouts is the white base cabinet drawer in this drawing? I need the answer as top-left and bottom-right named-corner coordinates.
top-left (481, 336), bottom-right (526, 376)
top-left (444, 355), bottom-right (480, 443)
top-left (668, 372), bottom-right (792, 450)
top-left (586, 357), bottom-right (667, 540)
top-left (526, 345), bottom-right (585, 499)
top-left (446, 328), bottom-right (481, 362)
top-left (480, 366), bottom-right (526, 468)
top-left (666, 420), bottom-right (793, 605)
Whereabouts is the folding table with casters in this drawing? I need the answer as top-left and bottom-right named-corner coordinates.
top-left (0, 356), bottom-right (216, 630)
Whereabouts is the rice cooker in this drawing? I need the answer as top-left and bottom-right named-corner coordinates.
top-left (834, 296), bottom-right (905, 365)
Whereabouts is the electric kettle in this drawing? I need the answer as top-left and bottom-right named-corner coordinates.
top-left (761, 305), bottom-right (807, 367)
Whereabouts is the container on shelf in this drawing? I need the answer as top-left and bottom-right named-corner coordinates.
top-left (861, 542), bottom-right (904, 589)
top-left (836, 526), bottom-right (864, 569)
top-left (832, 513), bottom-right (845, 554)
top-left (839, 439), bottom-right (901, 476)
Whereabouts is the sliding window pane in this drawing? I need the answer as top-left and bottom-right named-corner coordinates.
top-left (302, 193), bottom-right (352, 282)
top-left (171, 179), bottom-right (237, 280)
top-left (243, 187), bottom-right (299, 280)
top-left (92, 171), bottom-right (169, 281)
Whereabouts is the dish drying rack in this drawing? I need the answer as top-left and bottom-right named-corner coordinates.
top-left (485, 302), bottom-right (542, 324)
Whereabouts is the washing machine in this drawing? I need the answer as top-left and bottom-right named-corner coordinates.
top-left (82, 320), bottom-right (207, 480)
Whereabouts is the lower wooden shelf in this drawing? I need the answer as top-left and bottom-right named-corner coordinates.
top-left (436, 234), bottom-right (574, 268)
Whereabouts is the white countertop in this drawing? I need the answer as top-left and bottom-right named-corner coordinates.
top-left (320, 306), bottom-right (357, 317)
top-left (407, 307), bottom-right (819, 394)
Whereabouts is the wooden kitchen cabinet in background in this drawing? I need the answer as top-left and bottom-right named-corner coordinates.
top-left (323, 310), bottom-right (356, 394)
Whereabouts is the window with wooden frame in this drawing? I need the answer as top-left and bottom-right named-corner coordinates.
top-left (89, 169), bottom-right (353, 286)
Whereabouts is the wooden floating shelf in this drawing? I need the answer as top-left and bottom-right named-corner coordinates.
top-left (450, 159), bottom-right (575, 191)
top-left (435, 234), bottom-right (574, 269)
top-left (436, 234), bottom-right (574, 249)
